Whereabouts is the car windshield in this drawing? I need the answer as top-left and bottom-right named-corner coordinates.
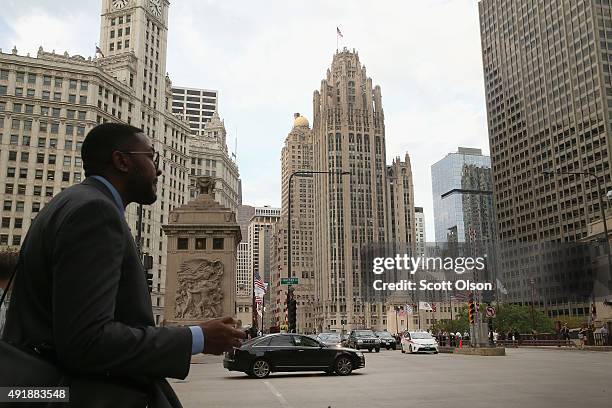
top-left (319, 334), bottom-right (341, 341)
top-left (376, 331), bottom-right (393, 338)
top-left (355, 330), bottom-right (374, 337)
top-left (410, 332), bottom-right (434, 339)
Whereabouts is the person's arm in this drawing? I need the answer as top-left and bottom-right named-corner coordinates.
top-left (52, 199), bottom-right (192, 379)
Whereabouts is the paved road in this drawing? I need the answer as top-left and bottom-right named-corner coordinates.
top-left (171, 348), bottom-right (611, 408)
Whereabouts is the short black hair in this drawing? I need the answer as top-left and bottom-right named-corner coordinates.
top-left (81, 123), bottom-right (144, 177)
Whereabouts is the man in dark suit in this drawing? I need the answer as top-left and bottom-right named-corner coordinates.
top-left (2, 123), bottom-right (245, 407)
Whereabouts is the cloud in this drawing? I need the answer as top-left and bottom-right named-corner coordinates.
top-left (3, 0), bottom-right (490, 239)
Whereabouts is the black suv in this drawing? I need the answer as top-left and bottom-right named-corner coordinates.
top-left (347, 329), bottom-right (381, 352)
top-left (375, 331), bottom-right (397, 350)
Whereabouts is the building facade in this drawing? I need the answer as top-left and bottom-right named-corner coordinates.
top-left (386, 153), bottom-right (417, 250)
top-left (431, 147), bottom-right (494, 244)
top-left (479, 0), bottom-right (612, 243)
top-left (248, 206), bottom-right (280, 330)
top-left (272, 113), bottom-right (316, 333)
top-left (415, 207), bottom-right (426, 257)
top-left (170, 85), bottom-right (217, 136)
top-left (312, 48), bottom-right (388, 333)
top-left (0, 0), bottom-right (215, 325)
top-left (188, 111), bottom-right (241, 212)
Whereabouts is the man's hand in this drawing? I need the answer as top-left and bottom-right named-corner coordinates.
top-left (199, 317), bottom-right (246, 355)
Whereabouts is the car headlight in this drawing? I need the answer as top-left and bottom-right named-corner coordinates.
top-left (356, 351), bottom-right (364, 357)
top-left (357, 339), bottom-right (363, 343)
top-left (375, 339), bottom-right (381, 344)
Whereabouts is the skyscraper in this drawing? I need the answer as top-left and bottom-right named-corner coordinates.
top-left (273, 113), bottom-right (316, 333)
top-left (431, 147), bottom-right (494, 244)
top-left (312, 48), bottom-right (388, 332)
top-left (170, 86), bottom-right (218, 136)
top-left (386, 153), bottom-right (417, 249)
top-left (415, 207), bottom-right (426, 257)
top-left (479, 0), bottom-right (612, 243)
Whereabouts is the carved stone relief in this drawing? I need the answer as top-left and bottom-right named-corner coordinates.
top-left (174, 258), bottom-right (224, 319)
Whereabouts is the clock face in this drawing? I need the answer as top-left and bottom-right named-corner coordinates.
top-left (149, 0), bottom-right (162, 17)
top-left (112, 0), bottom-right (129, 9)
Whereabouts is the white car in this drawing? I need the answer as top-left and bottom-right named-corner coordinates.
top-left (401, 331), bottom-right (439, 354)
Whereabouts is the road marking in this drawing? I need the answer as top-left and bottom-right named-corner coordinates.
top-left (264, 380), bottom-right (293, 408)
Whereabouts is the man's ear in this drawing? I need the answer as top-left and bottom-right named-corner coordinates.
top-left (110, 151), bottom-right (130, 173)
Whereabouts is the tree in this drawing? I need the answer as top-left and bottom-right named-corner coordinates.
top-left (491, 304), bottom-right (554, 334)
top-left (431, 306), bottom-right (469, 334)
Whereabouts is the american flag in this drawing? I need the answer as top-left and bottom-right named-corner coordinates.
top-left (337, 27), bottom-right (343, 38)
top-left (431, 302), bottom-right (437, 312)
top-left (254, 272), bottom-right (267, 293)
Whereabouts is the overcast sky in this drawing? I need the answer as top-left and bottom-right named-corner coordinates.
top-left (1, 0), bottom-right (489, 239)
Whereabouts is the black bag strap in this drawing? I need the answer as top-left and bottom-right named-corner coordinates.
top-left (1, 267), bottom-right (17, 307)
top-left (1, 253), bottom-right (21, 307)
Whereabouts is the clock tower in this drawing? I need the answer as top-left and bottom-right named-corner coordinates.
top-left (99, 0), bottom-right (170, 126)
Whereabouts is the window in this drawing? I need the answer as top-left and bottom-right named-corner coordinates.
top-left (53, 92), bottom-right (61, 101)
top-left (3, 201), bottom-right (12, 211)
top-left (32, 202), bottom-right (41, 213)
top-left (74, 172), bottom-right (81, 182)
top-left (33, 186), bottom-right (41, 196)
top-left (125, 39), bottom-right (130, 48)
top-left (26, 88), bottom-right (35, 97)
top-left (65, 140), bottom-right (73, 150)
top-left (52, 107), bottom-right (61, 118)
top-left (14, 218), bottom-right (22, 229)
top-left (110, 43), bottom-right (115, 51)
top-left (50, 123), bottom-right (59, 134)
top-left (1, 218), bottom-right (9, 228)
top-left (43, 75), bottom-right (51, 85)
top-left (13, 103), bottom-right (22, 113)
top-left (0, 235), bottom-right (7, 245)
top-left (62, 172), bottom-right (70, 182)
top-left (0, 70), bottom-right (8, 80)
top-left (42, 90), bottom-right (50, 100)
top-left (6, 168), bottom-right (15, 178)
top-left (213, 238), bottom-right (224, 250)
top-left (295, 336), bottom-right (319, 347)
top-left (37, 153), bottom-right (45, 164)
top-left (195, 238), bottom-right (206, 250)
top-left (15, 201), bottom-right (24, 212)
top-left (80, 81), bottom-right (88, 91)
top-left (78, 111), bottom-right (86, 120)
top-left (177, 237), bottom-right (188, 250)
top-left (35, 170), bottom-right (43, 180)
top-left (68, 94), bottom-right (76, 103)
top-left (16, 72), bottom-right (24, 82)
top-left (27, 73), bottom-right (36, 84)
top-left (25, 105), bottom-right (34, 114)
top-left (67, 109), bottom-right (76, 119)
top-left (15, 88), bottom-right (23, 96)
top-left (39, 121), bottom-right (47, 131)
top-left (79, 95), bottom-right (87, 104)
top-left (22, 136), bottom-right (30, 146)
top-left (269, 335), bottom-right (294, 347)
top-left (69, 79), bottom-right (77, 89)
top-left (47, 171), bottom-right (55, 181)
top-left (45, 187), bottom-right (54, 197)
top-left (12, 235), bottom-right (21, 246)
top-left (63, 156), bottom-right (71, 166)
top-left (19, 168), bottom-right (27, 178)
top-left (40, 106), bottom-right (49, 116)
top-left (8, 151), bottom-right (16, 161)
top-left (20, 152), bottom-right (29, 162)
top-left (11, 119), bottom-right (19, 130)
top-left (48, 154), bottom-right (56, 165)
top-left (54, 77), bottom-right (63, 87)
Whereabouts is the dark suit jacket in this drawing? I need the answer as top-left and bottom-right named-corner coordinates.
top-left (3, 177), bottom-right (192, 408)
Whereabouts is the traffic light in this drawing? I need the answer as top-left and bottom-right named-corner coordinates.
top-left (288, 299), bottom-right (297, 333)
top-left (468, 295), bottom-right (475, 325)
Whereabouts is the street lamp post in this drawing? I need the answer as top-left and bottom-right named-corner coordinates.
top-left (543, 170), bottom-right (612, 289)
top-left (287, 169), bottom-right (350, 332)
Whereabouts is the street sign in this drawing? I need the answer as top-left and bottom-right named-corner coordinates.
top-left (486, 306), bottom-right (496, 318)
top-left (281, 277), bottom-right (298, 285)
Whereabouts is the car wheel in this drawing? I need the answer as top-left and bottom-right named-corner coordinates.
top-left (409, 345), bottom-right (415, 354)
top-left (401, 344), bottom-right (405, 353)
top-left (334, 356), bottom-right (353, 376)
top-left (392, 345), bottom-right (397, 350)
top-left (375, 348), bottom-right (380, 353)
top-left (368, 348), bottom-right (373, 352)
top-left (250, 359), bottom-right (271, 378)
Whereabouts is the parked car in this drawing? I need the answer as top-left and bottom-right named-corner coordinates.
top-left (223, 333), bottom-right (365, 378)
top-left (374, 331), bottom-right (397, 350)
top-left (347, 329), bottom-right (381, 352)
top-left (317, 332), bottom-right (343, 347)
top-left (401, 331), bottom-right (439, 354)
